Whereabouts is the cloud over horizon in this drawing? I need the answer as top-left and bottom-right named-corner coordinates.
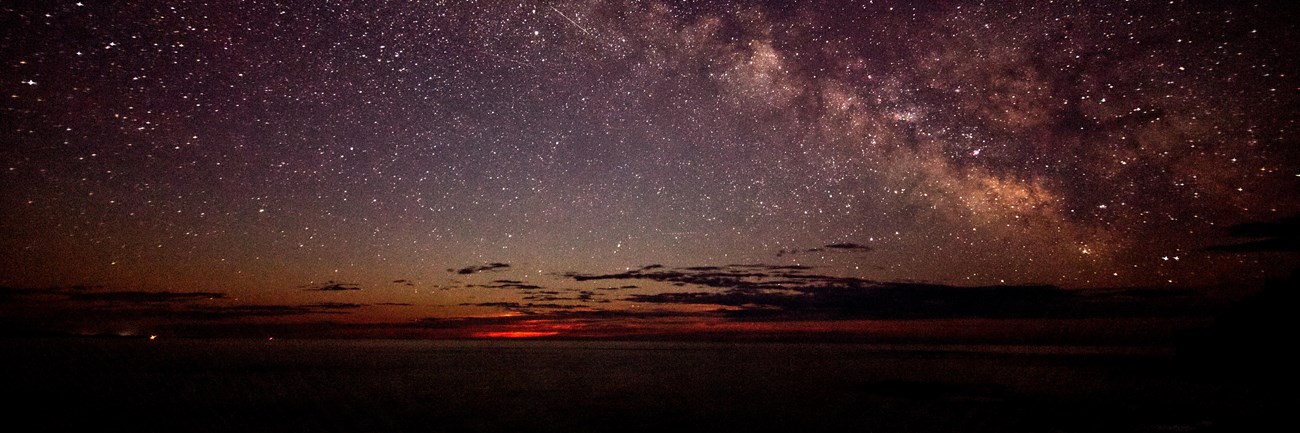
top-left (452, 263), bottom-right (512, 275)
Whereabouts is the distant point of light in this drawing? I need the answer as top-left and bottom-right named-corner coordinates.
top-left (475, 331), bottom-right (560, 338)
top-left (148, 335), bottom-right (157, 340)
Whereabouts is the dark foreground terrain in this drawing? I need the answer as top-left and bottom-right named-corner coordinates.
top-left (0, 339), bottom-right (1284, 432)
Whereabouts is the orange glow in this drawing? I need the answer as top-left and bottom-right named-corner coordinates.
top-left (475, 331), bottom-right (559, 338)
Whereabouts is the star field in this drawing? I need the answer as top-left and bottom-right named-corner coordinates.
top-left (1, 0), bottom-right (1296, 336)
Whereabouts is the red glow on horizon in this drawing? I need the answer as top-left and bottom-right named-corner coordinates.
top-left (475, 331), bottom-right (560, 338)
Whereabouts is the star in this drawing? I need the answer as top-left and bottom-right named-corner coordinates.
top-left (0, 0), bottom-right (1293, 336)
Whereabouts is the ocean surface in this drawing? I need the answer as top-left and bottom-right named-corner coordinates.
top-left (0, 339), bottom-right (1268, 432)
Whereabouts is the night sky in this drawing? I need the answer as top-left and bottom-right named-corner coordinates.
top-left (2, 0), bottom-right (1296, 339)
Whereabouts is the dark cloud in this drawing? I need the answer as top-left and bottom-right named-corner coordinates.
top-left (412, 316), bottom-right (527, 330)
top-left (625, 283), bottom-right (1070, 320)
top-left (458, 301), bottom-right (585, 314)
top-left (541, 309), bottom-right (699, 320)
top-left (527, 303), bottom-right (583, 310)
top-left (777, 248), bottom-right (821, 257)
top-left (170, 304), bottom-right (353, 320)
top-left (628, 282), bottom-right (1202, 321)
top-left (0, 286), bottom-right (225, 304)
top-left (66, 291), bottom-right (226, 302)
top-left (467, 279), bottom-right (543, 290)
top-left (778, 243), bottom-right (872, 257)
top-left (522, 289), bottom-right (607, 303)
top-left (375, 302), bottom-right (414, 307)
top-left (567, 265), bottom-right (1204, 320)
top-left (461, 301), bottom-right (525, 309)
top-left (564, 264), bottom-right (857, 292)
top-left (594, 286), bottom-right (636, 291)
top-left (729, 264), bottom-right (815, 271)
top-left (391, 279), bottom-right (416, 286)
top-left (1206, 216), bottom-right (1300, 253)
top-left (51, 284), bottom-right (105, 292)
top-left (451, 263), bottom-right (511, 274)
top-left (125, 302), bottom-right (365, 319)
top-left (824, 243), bottom-right (872, 252)
top-left (302, 281), bottom-right (362, 291)
top-left (308, 302), bottom-right (365, 310)
top-left (1208, 239), bottom-right (1300, 253)
top-left (0, 284), bottom-right (375, 336)
top-left (409, 307), bottom-right (704, 331)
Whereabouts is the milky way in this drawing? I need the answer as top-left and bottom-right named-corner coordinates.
top-left (1, 1), bottom-right (1296, 336)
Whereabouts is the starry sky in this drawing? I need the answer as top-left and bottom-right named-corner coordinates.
top-left (1, 0), bottom-right (1296, 339)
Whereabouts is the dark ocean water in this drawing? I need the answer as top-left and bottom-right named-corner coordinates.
top-left (0, 339), bottom-right (1266, 432)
